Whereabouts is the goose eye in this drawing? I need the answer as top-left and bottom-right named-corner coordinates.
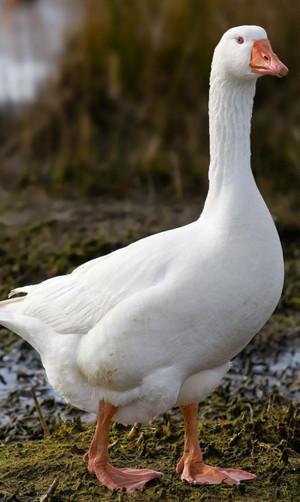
top-left (236, 36), bottom-right (244, 44)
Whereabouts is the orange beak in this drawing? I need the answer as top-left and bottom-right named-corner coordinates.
top-left (250, 39), bottom-right (288, 78)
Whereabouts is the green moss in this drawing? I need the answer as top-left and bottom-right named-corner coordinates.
top-left (0, 398), bottom-right (299, 501)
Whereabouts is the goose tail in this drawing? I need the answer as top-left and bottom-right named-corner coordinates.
top-left (0, 296), bottom-right (54, 356)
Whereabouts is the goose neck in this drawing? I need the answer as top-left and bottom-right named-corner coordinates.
top-left (208, 75), bottom-right (256, 191)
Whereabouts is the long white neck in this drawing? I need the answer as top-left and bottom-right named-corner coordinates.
top-left (207, 73), bottom-right (257, 194)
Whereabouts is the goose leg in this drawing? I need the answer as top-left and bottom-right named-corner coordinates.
top-left (176, 403), bottom-right (256, 485)
top-left (84, 400), bottom-right (162, 492)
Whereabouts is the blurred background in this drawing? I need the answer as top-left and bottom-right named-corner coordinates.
top-left (0, 0), bottom-right (299, 213)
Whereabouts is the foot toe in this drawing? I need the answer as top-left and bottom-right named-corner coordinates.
top-left (87, 461), bottom-right (162, 492)
top-left (179, 462), bottom-right (256, 485)
top-left (219, 468), bottom-right (256, 483)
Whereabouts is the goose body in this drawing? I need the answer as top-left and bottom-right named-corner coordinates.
top-left (3, 187), bottom-right (282, 424)
top-left (0, 25), bottom-right (288, 490)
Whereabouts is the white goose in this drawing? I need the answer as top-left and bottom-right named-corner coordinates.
top-left (0, 26), bottom-right (288, 492)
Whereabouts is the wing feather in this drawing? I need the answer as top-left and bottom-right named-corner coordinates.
top-left (12, 226), bottom-right (181, 335)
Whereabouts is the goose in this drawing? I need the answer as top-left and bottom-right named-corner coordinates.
top-left (0, 25), bottom-right (288, 492)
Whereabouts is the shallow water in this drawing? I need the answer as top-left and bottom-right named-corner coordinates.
top-left (227, 320), bottom-right (300, 402)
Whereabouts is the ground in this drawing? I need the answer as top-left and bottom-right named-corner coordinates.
top-left (0, 192), bottom-right (299, 501)
top-left (0, 397), bottom-right (299, 501)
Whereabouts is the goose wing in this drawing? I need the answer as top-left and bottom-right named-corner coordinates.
top-left (8, 226), bottom-right (182, 335)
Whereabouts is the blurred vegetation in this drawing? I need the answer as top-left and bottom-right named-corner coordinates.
top-left (0, 0), bottom-right (299, 214)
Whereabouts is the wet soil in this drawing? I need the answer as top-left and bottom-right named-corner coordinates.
top-left (0, 191), bottom-right (299, 500)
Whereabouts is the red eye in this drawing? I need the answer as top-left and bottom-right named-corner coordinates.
top-left (237, 36), bottom-right (244, 44)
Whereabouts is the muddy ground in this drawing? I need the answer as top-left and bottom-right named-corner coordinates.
top-left (0, 192), bottom-right (299, 501)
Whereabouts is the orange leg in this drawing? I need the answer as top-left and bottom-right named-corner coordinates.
top-left (176, 403), bottom-right (256, 485)
top-left (84, 401), bottom-right (162, 492)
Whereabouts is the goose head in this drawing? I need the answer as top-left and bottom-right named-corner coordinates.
top-left (211, 25), bottom-right (288, 81)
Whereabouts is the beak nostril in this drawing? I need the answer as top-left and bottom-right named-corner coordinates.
top-left (263, 55), bottom-right (269, 62)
